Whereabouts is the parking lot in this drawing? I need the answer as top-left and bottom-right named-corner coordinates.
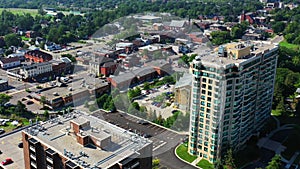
top-left (92, 110), bottom-right (195, 169)
top-left (135, 85), bottom-right (177, 119)
top-left (0, 131), bottom-right (24, 169)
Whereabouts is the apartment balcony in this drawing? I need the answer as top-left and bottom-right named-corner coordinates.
top-left (29, 145), bottom-right (35, 152)
top-left (30, 154), bottom-right (36, 161)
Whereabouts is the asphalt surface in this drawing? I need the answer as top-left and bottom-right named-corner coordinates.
top-left (0, 131), bottom-right (24, 169)
top-left (92, 110), bottom-right (196, 169)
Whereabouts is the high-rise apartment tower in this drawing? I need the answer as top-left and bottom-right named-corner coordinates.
top-left (188, 41), bottom-right (278, 162)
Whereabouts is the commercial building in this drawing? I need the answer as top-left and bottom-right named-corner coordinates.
top-left (19, 62), bottom-right (53, 80)
top-left (174, 73), bottom-right (192, 112)
top-left (0, 57), bottom-right (21, 69)
top-left (88, 56), bottom-right (117, 77)
top-left (188, 41), bottom-right (278, 162)
top-left (31, 74), bottom-right (110, 109)
top-left (25, 50), bottom-right (53, 63)
top-left (0, 77), bottom-right (8, 91)
top-left (22, 111), bottom-right (152, 169)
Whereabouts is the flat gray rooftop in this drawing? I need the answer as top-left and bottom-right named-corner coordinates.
top-left (193, 41), bottom-right (278, 67)
top-left (38, 73), bottom-right (109, 100)
top-left (24, 111), bottom-right (151, 169)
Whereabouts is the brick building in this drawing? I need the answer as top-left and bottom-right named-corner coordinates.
top-left (25, 50), bottom-right (53, 63)
top-left (88, 56), bottom-right (117, 77)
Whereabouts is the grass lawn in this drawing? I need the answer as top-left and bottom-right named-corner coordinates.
top-left (1, 122), bottom-right (18, 132)
top-left (279, 40), bottom-right (299, 51)
top-left (0, 118), bottom-right (30, 132)
top-left (176, 143), bottom-right (197, 163)
top-left (197, 159), bottom-right (214, 169)
top-left (0, 8), bottom-right (38, 16)
top-left (271, 109), bottom-right (282, 116)
top-left (21, 36), bottom-right (30, 41)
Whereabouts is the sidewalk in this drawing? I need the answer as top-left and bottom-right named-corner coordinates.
top-left (285, 152), bottom-right (300, 169)
top-left (191, 157), bottom-right (202, 166)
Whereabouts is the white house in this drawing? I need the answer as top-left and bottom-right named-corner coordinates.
top-left (0, 57), bottom-right (21, 69)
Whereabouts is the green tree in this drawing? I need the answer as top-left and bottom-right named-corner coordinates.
top-left (40, 96), bottom-right (47, 107)
top-left (272, 21), bottom-right (285, 34)
top-left (211, 31), bottom-right (231, 45)
top-left (96, 94), bottom-right (109, 108)
top-left (276, 98), bottom-right (286, 115)
top-left (4, 33), bottom-right (21, 47)
top-left (152, 158), bottom-right (160, 169)
top-left (143, 82), bottom-right (150, 90)
top-left (224, 149), bottom-right (236, 169)
top-left (266, 155), bottom-right (281, 169)
top-left (43, 110), bottom-right (49, 118)
top-left (0, 93), bottom-right (12, 106)
top-left (15, 101), bottom-right (27, 116)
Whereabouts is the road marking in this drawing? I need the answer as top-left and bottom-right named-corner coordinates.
top-left (148, 125), bottom-right (158, 129)
top-left (155, 128), bottom-right (165, 133)
top-left (153, 141), bottom-right (167, 151)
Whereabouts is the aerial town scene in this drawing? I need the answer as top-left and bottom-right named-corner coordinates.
top-left (0, 0), bottom-right (299, 169)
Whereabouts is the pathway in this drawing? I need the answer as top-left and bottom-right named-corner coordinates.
top-left (191, 157), bottom-right (202, 166)
top-left (285, 152), bottom-right (300, 169)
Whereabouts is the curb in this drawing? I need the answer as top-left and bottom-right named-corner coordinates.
top-left (174, 144), bottom-right (202, 169)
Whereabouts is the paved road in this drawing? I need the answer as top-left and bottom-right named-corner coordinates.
top-left (92, 110), bottom-right (196, 169)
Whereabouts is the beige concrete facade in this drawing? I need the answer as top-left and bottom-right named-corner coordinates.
top-left (188, 41), bottom-right (278, 163)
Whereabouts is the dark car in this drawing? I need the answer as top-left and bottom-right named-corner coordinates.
top-left (143, 134), bottom-right (152, 138)
top-left (137, 120), bottom-right (149, 125)
top-left (26, 101), bottom-right (34, 105)
top-left (0, 128), bottom-right (4, 135)
top-left (18, 143), bottom-right (23, 148)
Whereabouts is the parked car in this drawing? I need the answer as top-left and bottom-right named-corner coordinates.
top-left (143, 134), bottom-right (152, 138)
top-left (0, 128), bottom-right (4, 134)
top-left (137, 120), bottom-right (149, 125)
top-left (26, 101), bottom-right (34, 105)
top-left (18, 143), bottom-right (23, 148)
top-left (1, 158), bottom-right (13, 165)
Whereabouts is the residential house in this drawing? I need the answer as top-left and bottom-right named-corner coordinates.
top-left (44, 42), bottom-right (61, 51)
top-left (0, 57), bottom-right (21, 69)
top-left (209, 23), bottom-right (227, 31)
top-left (153, 23), bottom-right (164, 31)
top-left (7, 53), bottom-right (25, 62)
top-left (188, 32), bottom-right (209, 43)
top-left (25, 50), bottom-right (53, 63)
top-left (165, 20), bottom-right (189, 31)
top-left (88, 56), bottom-right (117, 77)
top-left (25, 31), bottom-right (38, 38)
top-left (115, 42), bottom-right (133, 53)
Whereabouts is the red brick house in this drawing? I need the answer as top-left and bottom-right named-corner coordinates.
top-left (88, 56), bottom-right (117, 77)
top-left (25, 50), bottom-right (53, 63)
top-left (240, 12), bottom-right (255, 24)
